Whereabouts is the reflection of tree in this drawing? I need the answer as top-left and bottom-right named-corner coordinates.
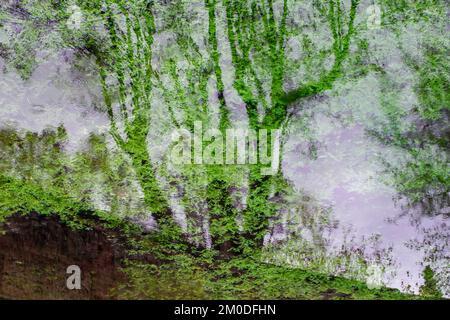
top-left (262, 195), bottom-right (398, 287)
top-left (406, 222), bottom-right (449, 297)
top-left (0, 127), bottom-right (68, 185)
top-left (95, 2), bottom-right (173, 227)
top-left (373, 70), bottom-right (449, 217)
top-left (0, 127), bottom-right (147, 218)
top-left (219, 0), bottom-right (360, 251)
top-left (368, 2), bottom-right (449, 217)
top-left (64, 0), bottom-right (362, 253)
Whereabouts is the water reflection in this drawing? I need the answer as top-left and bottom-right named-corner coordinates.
top-left (280, 98), bottom-right (448, 295)
top-left (0, 50), bottom-right (108, 152)
top-left (0, 1), bottom-right (448, 298)
top-left (1, 47), bottom-right (448, 297)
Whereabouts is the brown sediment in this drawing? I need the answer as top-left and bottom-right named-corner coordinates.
top-left (0, 212), bottom-right (126, 299)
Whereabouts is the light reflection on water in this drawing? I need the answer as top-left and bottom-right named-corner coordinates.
top-left (0, 47), bottom-right (448, 297)
top-left (282, 112), bottom-right (449, 295)
top-left (0, 50), bottom-right (109, 152)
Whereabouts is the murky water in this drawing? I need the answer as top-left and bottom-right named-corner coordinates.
top-left (0, 1), bottom-right (448, 298)
top-left (0, 213), bottom-right (125, 299)
top-left (2, 48), bottom-right (447, 296)
top-left (277, 69), bottom-right (449, 294)
top-left (283, 115), bottom-right (448, 294)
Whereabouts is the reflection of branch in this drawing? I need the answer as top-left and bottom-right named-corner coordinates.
top-left (157, 77), bottom-right (182, 129)
top-left (206, 0), bottom-right (230, 130)
top-left (98, 52), bottom-right (127, 151)
top-left (223, 1), bottom-right (267, 128)
top-left (282, 0), bottom-right (359, 105)
top-left (109, 126), bottom-right (125, 149)
top-left (102, 2), bottom-right (160, 139)
top-left (261, 0), bottom-right (359, 130)
top-left (95, 2), bottom-right (172, 221)
top-left (240, 1), bottom-right (270, 110)
top-left (225, 0), bottom-right (292, 129)
top-left (105, 5), bottom-right (130, 133)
